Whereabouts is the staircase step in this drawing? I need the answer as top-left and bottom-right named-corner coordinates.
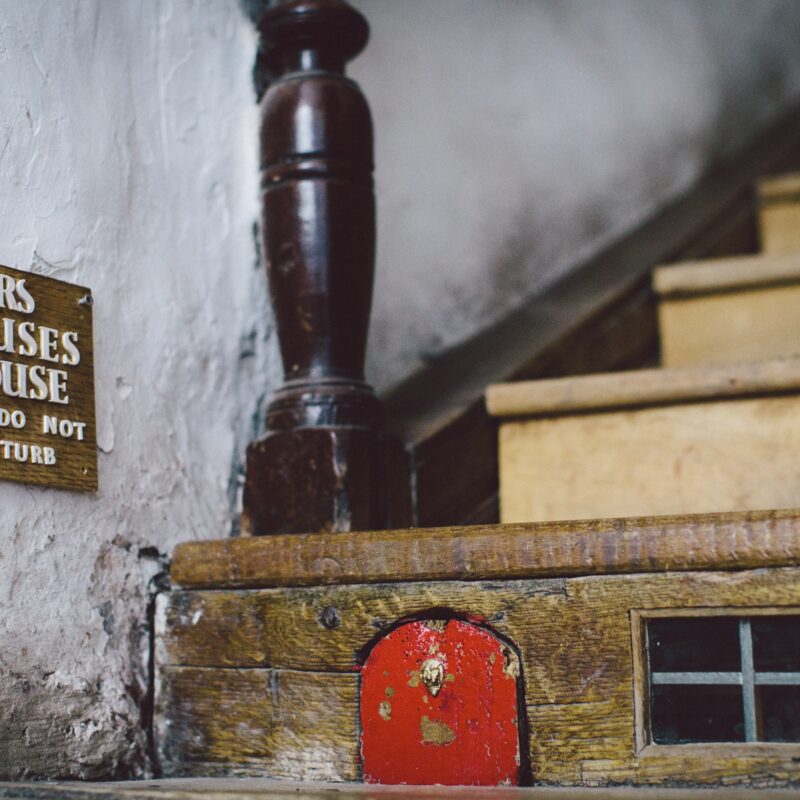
top-left (759, 172), bottom-right (800, 254)
top-left (653, 253), bottom-right (800, 368)
top-left (487, 358), bottom-right (800, 523)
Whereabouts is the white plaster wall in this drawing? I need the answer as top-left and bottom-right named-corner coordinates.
top-left (2, 0), bottom-right (800, 782)
top-left (0, 0), bottom-right (279, 779)
top-left (351, 0), bottom-right (800, 391)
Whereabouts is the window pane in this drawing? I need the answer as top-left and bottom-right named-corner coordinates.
top-left (758, 686), bottom-right (800, 742)
top-left (752, 616), bottom-right (800, 672)
top-left (648, 618), bottom-right (740, 672)
top-left (650, 685), bottom-right (745, 744)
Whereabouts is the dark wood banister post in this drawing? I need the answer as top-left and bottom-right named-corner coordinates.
top-left (242, 0), bottom-right (406, 535)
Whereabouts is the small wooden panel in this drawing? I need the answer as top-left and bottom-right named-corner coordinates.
top-left (156, 567), bottom-right (800, 786)
top-left (499, 394), bottom-right (800, 523)
top-left (759, 173), bottom-right (800, 254)
top-left (0, 264), bottom-right (96, 491)
top-left (156, 667), bottom-right (359, 782)
top-left (171, 508), bottom-right (800, 590)
top-left (156, 580), bottom-right (565, 672)
top-left (158, 571), bottom-right (800, 692)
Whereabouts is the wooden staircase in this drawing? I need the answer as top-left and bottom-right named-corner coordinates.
top-left (148, 0), bottom-right (800, 792)
top-left (487, 173), bottom-right (800, 526)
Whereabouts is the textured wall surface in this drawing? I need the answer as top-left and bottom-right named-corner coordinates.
top-left (352, 0), bottom-right (800, 390)
top-left (0, 0), bottom-right (278, 779)
top-left (3, 0), bottom-right (800, 782)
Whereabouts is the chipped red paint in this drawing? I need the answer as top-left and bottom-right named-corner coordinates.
top-left (360, 618), bottom-right (522, 786)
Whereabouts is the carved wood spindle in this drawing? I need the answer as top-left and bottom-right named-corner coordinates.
top-left (243, 0), bottom-right (404, 535)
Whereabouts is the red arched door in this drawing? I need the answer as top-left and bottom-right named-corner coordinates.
top-left (360, 618), bottom-right (523, 785)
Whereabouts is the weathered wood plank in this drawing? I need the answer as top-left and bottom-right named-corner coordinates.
top-left (159, 569), bottom-right (800, 691)
top-left (581, 747), bottom-right (800, 788)
top-left (157, 568), bottom-right (800, 785)
top-left (156, 668), bottom-right (358, 782)
top-left (155, 580), bottom-right (567, 673)
top-left (171, 509), bottom-right (800, 590)
top-left (530, 700), bottom-right (632, 783)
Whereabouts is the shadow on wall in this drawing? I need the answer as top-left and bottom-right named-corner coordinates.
top-left (347, 0), bottom-right (800, 392)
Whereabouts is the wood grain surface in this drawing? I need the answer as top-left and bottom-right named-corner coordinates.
top-left (171, 509), bottom-right (800, 590)
top-left (156, 567), bottom-right (800, 786)
top-left (156, 668), bottom-right (359, 782)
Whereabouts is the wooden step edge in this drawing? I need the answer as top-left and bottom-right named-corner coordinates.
top-left (653, 252), bottom-right (800, 297)
top-left (171, 508), bottom-right (800, 590)
top-left (485, 357), bottom-right (800, 418)
top-left (759, 171), bottom-right (800, 205)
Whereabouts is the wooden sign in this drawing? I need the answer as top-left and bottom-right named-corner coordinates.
top-left (0, 264), bottom-right (96, 491)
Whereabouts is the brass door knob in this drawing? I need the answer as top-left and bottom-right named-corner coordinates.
top-left (420, 658), bottom-right (445, 696)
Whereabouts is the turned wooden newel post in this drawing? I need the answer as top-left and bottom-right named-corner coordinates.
top-left (243, 0), bottom-right (404, 535)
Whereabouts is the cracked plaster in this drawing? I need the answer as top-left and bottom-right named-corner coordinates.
top-left (0, 0), bottom-right (278, 779)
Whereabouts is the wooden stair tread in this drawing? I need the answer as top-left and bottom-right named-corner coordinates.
top-left (171, 508), bottom-right (800, 590)
top-left (652, 252), bottom-right (800, 297)
top-left (485, 357), bottom-right (800, 417)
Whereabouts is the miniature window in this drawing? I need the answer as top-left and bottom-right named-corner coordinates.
top-left (647, 616), bottom-right (800, 744)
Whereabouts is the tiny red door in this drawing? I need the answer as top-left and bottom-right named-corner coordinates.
top-left (360, 618), bottom-right (522, 786)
